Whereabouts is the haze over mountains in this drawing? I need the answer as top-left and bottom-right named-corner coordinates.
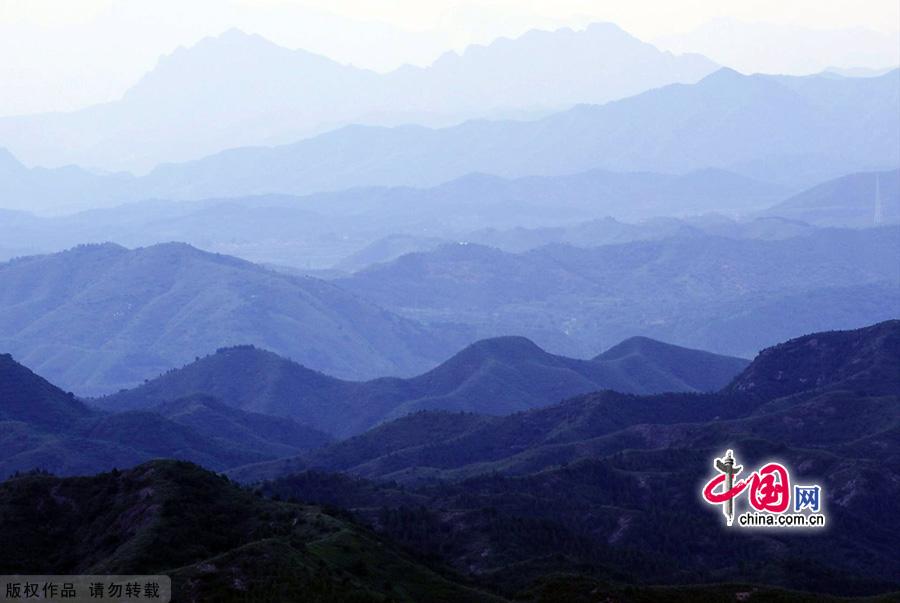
top-left (1, 67), bottom-right (897, 214)
top-left (656, 18), bottom-right (900, 76)
top-left (2, 12), bottom-right (899, 600)
top-left (137, 67), bottom-right (900, 194)
top-left (1, 224), bottom-right (895, 396)
top-left (0, 24), bottom-right (717, 174)
top-left (763, 168), bottom-right (899, 227)
top-left (0, 165), bottom-right (792, 265)
top-left (0, 163), bottom-right (893, 276)
top-left (340, 214), bottom-right (819, 272)
top-left (338, 226), bottom-right (900, 358)
top-left (330, 167), bottom-right (893, 271)
top-left (146, 66), bottom-right (891, 196)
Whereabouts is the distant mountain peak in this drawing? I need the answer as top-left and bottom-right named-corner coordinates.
top-left (125, 27), bottom-right (353, 107)
top-left (596, 336), bottom-right (669, 359)
top-left (128, 241), bottom-right (260, 270)
top-left (449, 335), bottom-right (547, 362)
top-left (0, 19), bottom-right (722, 174)
top-left (433, 21), bottom-right (699, 68)
top-left (204, 344), bottom-right (298, 367)
top-left (216, 27), bottom-right (258, 41)
top-left (699, 66), bottom-right (748, 83)
top-left (169, 28), bottom-right (287, 56)
top-left (595, 335), bottom-right (749, 365)
top-left (584, 21), bottom-right (628, 34)
top-left (196, 342), bottom-right (318, 370)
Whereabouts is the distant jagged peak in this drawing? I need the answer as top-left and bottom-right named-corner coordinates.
top-left (431, 21), bottom-right (677, 66)
top-left (210, 27), bottom-right (268, 44)
top-left (186, 27), bottom-right (360, 68)
top-left (124, 27), bottom-right (366, 103)
top-left (159, 27), bottom-right (316, 61)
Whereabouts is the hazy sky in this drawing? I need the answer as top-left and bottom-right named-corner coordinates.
top-left (2, 0), bottom-right (899, 116)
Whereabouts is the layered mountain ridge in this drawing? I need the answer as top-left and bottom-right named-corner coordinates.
top-left (95, 334), bottom-right (748, 437)
top-left (0, 24), bottom-right (718, 175)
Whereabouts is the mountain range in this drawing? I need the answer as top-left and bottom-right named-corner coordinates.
top-left (2, 12), bottom-right (897, 602)
top-left (235, 321), bottom-right (900, 596)
top-left (0, 24), bottom-right (717, 174)
top-left (1, 68), bottom-right (897, 213)
top-left (2, 226), bottom-right (896, 396)
top-left (0, 166), bottom-right (790, 263)
top-left (94, 336), bottom-right (748, 438)
top-left (335, 213), bottom-right (820, 272)
top-left (2, 309), bottom-right (898, 598)
top-left (0, 242), bottom-right (453, 395)
top-left (0, 352), bottom-right (330, 480)
top-left (337, 225), bottom-right (900, 358)
top-left (0, 166), bottom-right (890, 274)
top-left (82, 67), bottom-right (900, 195)
top-left (0, 166), bottom-right (793, 269)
